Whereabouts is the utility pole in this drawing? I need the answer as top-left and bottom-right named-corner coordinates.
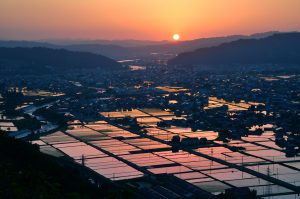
top-left (266, 166), bottom-right (272, 198)
top-left (81, 154), bottom-right (85, 166)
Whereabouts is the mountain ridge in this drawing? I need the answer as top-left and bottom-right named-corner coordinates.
top-left (0, 31), bottom-right (283, 59)
top-left (0, 47), bottom-right (121, 74)
top-left (168, 33), bottom-right (300, 67)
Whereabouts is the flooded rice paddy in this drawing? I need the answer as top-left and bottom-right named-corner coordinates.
top-left (32, 108), bottom-right (300, 198)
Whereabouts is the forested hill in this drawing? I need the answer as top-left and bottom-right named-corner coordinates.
top-left (0, 47), bottom-right (121, 74)
top-left (168, 33), bottom-right (300, 67)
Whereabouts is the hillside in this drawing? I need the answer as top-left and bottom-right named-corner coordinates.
top-left (0, 47), bottom-right (121, 74)
top-left (168, 33), bottom-right (300, 67)
top-left (0, 134), bottom-right (133, 199)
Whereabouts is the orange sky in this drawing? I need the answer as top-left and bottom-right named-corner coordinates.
top-left (1, 0), bottom-right (300, 40)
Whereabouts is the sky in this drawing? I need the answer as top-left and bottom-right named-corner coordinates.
top-left (1, 0), bottom-right (300, 41)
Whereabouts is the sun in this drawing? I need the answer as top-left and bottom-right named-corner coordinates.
top-left (173, 34), bottom-right (180, 41)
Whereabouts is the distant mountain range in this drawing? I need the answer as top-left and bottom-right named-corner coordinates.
top-left (0, 47), bottom-right (121, 74)
top-left (0, 31), bottom-right (281, 59)
top-left (41, 39), bottom-right (170, 47)
top-left (168, 33), bottom-right (300, 68)
top-left (1, 31), bottom-right (298, 74)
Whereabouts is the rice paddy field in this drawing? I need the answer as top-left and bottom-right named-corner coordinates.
top-left (31, 108), bottom-right (300, 198)
top-left (204, 97), bottom-right (265, 111)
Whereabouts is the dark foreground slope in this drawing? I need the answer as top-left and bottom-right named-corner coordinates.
top-left (0, 47), bottom-right (121, 74)
top-left (168, 33), bottom-right (300, 68)
top-left (0, 134), bottom-right (136, 199)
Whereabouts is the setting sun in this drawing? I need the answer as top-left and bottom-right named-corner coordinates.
top-left (173, 34), bottom-right (180, 41)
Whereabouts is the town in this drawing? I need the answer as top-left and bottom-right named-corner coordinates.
top-left (1, 63), bottom-right (300, 199)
